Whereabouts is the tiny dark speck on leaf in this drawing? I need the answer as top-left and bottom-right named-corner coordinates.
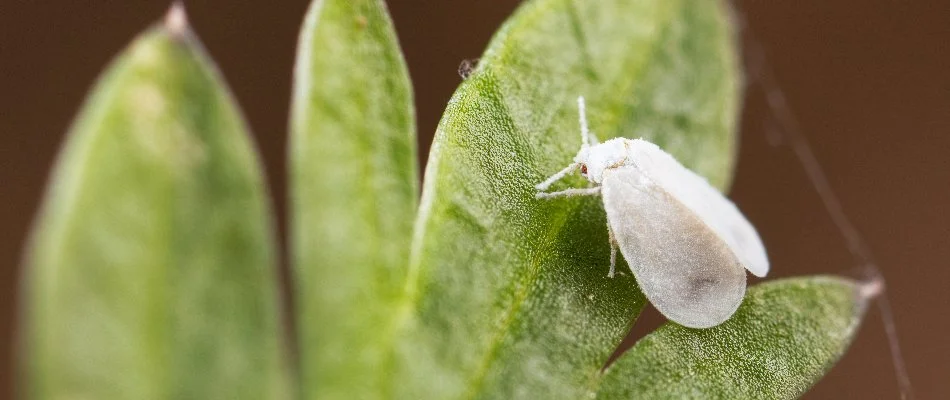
top-left (673, 114), bottom-right (691, 130)
top-left (458, 58), bottom-right (480, 79)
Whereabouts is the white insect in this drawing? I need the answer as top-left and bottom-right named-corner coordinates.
top-left (536, 96), bottom-right (770, 328)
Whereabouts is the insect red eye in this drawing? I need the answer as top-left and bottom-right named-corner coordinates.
top-left (580, 164), bottom-right (588, 174)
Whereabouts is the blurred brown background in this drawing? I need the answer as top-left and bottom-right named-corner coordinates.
top-left (1, 0), bottom-right (947, 398)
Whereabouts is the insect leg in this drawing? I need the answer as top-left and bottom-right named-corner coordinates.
top-left (608, 223), bottom-right (618, 278)
top-left (535, 187), bottom-right (601, 199)
top-left (535, 163), bottom-right (578, 191)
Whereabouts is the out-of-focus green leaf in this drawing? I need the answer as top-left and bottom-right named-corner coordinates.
top-left (390, 0), bottom-right (741, 398)
top-left (595, 277), bottom-right (868, 399)
top-left (22, 10), bottom-right (289, 400)
top-left (288, 0), bottom-right (416, 399)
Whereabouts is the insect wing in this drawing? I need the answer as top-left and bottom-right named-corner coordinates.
top-left (602, 167), bottom-right (746, 328)
top-left (628, 140), bottom-right (769, 277)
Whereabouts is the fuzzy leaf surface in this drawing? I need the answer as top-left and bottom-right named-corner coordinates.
top-left (289, 0), bottom-right (417, 398)
top-left (393, 0), bottom-right (741, 398)
top-left (595, 277), bottom-right (868, 399)
top-left (22, 21), bottom-right (289, 400)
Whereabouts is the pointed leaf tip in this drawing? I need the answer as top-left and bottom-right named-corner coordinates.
top-left (164, 2), bottom-right (189, 37)
top-left (858, 276), bottom-right (884, 300)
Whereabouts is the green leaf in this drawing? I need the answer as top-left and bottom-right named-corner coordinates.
top-left (595, 277), bottom-right (868, 399)
top-left (22, 11), bottom-right (289, 400)
top-left (392, 0), bottom-right (740, 399)
top-left (288, 0), bottom-right (416, 398)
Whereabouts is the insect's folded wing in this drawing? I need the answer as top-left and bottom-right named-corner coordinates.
top-left (629, 139), bottom-right (770, 277)
top-left (602, 167), bottom-right (746, 328)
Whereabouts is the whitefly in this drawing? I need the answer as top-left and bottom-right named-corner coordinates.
top-left (536, 96), bottom-right (770, 328)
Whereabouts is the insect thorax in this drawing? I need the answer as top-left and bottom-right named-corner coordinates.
top-left (576, 138), bottom-right (633, 183)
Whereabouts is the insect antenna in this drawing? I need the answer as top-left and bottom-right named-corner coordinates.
top-left (578, 96), bottom-right (591, 147)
